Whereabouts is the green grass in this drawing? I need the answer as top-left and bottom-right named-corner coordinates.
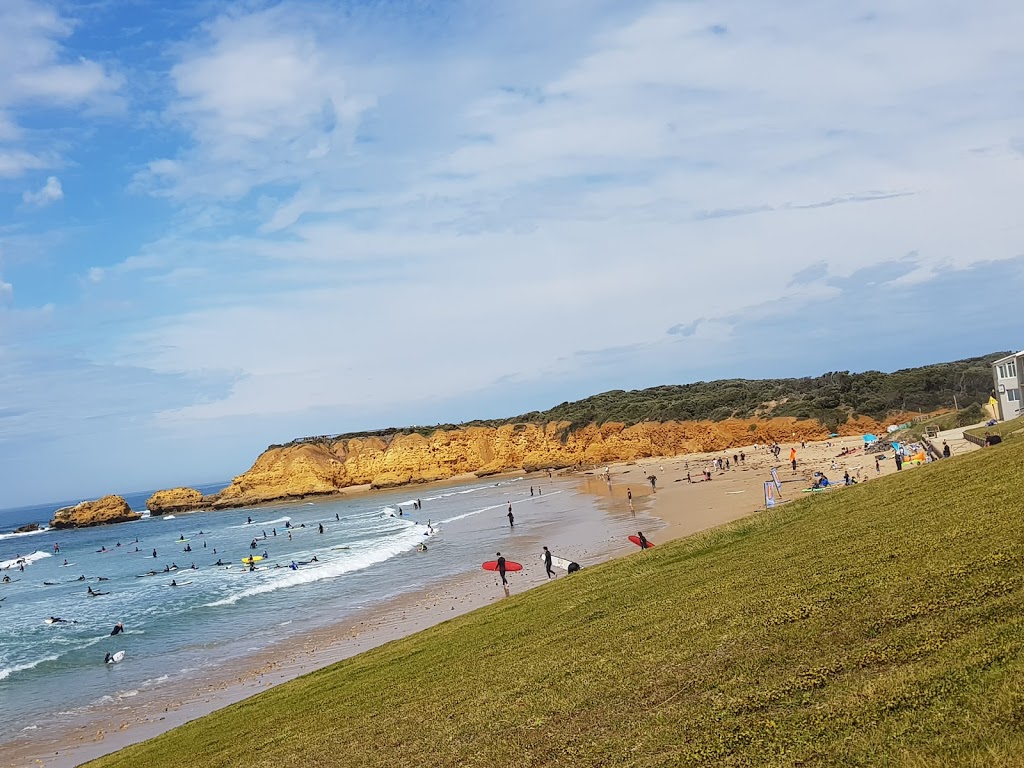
top-left (89, 440), bottom-right (1024, 768)
top-left (965, 414), bottom-right (1024, 442)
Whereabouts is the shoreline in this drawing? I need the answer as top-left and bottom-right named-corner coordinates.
top-left (7, 435), bottom-right (901, 767)
top-left (5, 473), bottom-right (652, 768)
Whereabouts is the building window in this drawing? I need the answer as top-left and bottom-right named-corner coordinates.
top-left (1009, 388), bottom-right (1021, 402)
top-left (1009, 360), bottom-right (1018, 379)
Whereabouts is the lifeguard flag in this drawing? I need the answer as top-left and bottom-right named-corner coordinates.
top-left (989, 395), bottom-right (999, 407)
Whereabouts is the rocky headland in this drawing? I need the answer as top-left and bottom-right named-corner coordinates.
top-left (50, 495), bottom-right (141, 529)
top-left (146, 415), bottom-right (897, 514)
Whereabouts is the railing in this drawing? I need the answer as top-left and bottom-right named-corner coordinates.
top-left (963, 432), bottom-right (987, 448)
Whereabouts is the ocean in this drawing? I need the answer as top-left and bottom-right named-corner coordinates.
top-left (0, 475), bottom-right (646, 755)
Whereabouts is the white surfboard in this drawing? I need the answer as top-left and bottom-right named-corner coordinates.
top-left (107, 650), bottom-right (125, 663)
top-left (540, 553), bottom-right (574, 571)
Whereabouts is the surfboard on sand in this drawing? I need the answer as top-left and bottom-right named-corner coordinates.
top-left (539, 553), bottom-right (573, 571)
top-left (482, 560), bottom-right (522, 572)
top-left (628, 535), bottom-right (654, 549)
top-left (107, 651), bottom-right (125, 663)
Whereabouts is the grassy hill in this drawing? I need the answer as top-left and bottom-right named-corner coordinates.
top-left (89, 439), bottom-right (1024, 767)
top-left (286, 352), bottom-right (1004, 446)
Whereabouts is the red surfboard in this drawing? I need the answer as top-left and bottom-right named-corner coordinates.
top-left (482, 560), bottom-right (522, 572)
top-left (628, 535), bottom-right (654, 549)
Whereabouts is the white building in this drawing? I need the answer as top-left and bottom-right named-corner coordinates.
top-left (991, 351), bottom-right (1024, 421)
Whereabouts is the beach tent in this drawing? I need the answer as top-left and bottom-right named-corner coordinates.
top-left (862, 434), bottom-right (878, 444)
top-left (829, 433), bottom-right (840, 437)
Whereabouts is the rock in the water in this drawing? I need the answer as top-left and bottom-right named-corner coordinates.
top-left (145, 487), bottom-right (208, 516)
top-left (51, 496), bottom-right (140, 529)
top-left (14, 522), bottom-right (40, 533)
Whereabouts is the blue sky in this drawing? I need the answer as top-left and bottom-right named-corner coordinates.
top-left (2, 0), bottom-right (1023, 507)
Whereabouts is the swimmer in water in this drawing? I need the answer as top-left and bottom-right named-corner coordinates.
top-left (110, 622), bottom-right (125, 635)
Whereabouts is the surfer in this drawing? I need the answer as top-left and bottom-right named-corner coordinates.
top-left (63, 559), bottom-right (68, 566)
top-left (48, 616), bottom-right (75, 624)
top-left (418, 543), bottom-right (427, 552)
top-left (318, 523), bottom-right (324, 534)
top-left (170, 579), bottom-right (177, 586)
top-left (53, 543), bottom-right (60, 553)
top-left (1, 575), bottom-right (9, 583)
top-left (495, 552), bottom-right (508, 587)
top-left (637, 531), bottom-right (649, 550)
top-left (247, 517), bottom-right (252, 524)
top-left (507, 504), bottom-right (514, 528)
top-left (110, 622), bottom-right (125, 636)
top-left (178, 535), bottom-right (185, 541)
top-left (543, 546), bottom-right (554, 579)
top-left (76, 575), bottom-right (86, 581)
top-left (335, 513), bottom-right (340, 521)
top-left (290, 561), bottom-right (298, 570)
top-left (214, 559), bottom-right (225, 566)
top-left (104, 652), bottom-right (113, 664)
top-left (152, 549), bottom-right (157, 558)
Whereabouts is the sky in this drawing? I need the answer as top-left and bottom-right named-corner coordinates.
top-left (1, 0), bottom-right (1023, 507)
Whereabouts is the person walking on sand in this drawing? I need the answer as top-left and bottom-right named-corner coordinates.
top-left (496, 552), bottom-right (508, 587)
top-left (637, 531), bottom-right (650, 550)
top-left (507, 504), bottom-right (515, 528)
top-left (543, 546), bottom-right (554, 579)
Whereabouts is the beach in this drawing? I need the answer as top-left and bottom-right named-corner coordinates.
top-left (3, 434), bottom-right (909, 768)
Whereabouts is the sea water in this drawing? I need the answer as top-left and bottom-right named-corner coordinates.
top-left (0, 476), bottom-right (644, 748)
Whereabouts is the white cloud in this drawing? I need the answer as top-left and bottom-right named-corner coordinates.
top-left (22, 175), bottom-right (63, 206)
top-left (0, 0), bottom-right (121, 177)
top-left (72, 2), bottom-right (1024, 429)
top-left (136, 4), bottom-right (373, 202)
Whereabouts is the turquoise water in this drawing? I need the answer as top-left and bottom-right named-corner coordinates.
top-left (0, 476), bottom-right (639, 748)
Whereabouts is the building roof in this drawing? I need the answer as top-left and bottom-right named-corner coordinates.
top-left (992, 350), bottom-right (1024, 366)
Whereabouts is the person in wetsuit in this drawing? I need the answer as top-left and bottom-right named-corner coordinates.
top-left (637, 531), bottom-right (650, 550)
top-left (110, 622), bottom-right (124, 635)
top-left (496, 552), bottom-right (508, 587)
top-left (543, 546), bottom-right (554, 579)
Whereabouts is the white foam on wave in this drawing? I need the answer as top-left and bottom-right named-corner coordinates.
top-left (163, 515), bottom-right (176, 520)
top-left (228, 516), bottom-right (291, 529)
top-left (0, 550), bottom-right (51, 570)
top-left (203, 525), bottom-right (424, 607)
top-left (421, 485), bottom-right (486, 503)
top-left (0, 653), bottom-right (61, 681)
top-left (0, 526), bottom-right (50, 541)
top-left (435, 490), bottom-right (563, 525)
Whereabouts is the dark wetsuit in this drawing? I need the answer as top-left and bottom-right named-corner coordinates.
top-left (543, 548), bottom-right (554, 579)
top-left (638, 533), bottom-right (649, 550)
top-left (497, 556), bottom-right (507, 586)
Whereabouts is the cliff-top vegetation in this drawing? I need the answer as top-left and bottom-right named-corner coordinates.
top-left (279, 352), bottom-right (1003, 448)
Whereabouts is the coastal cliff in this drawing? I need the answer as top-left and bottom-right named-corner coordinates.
top-left (149, 415), bottom-right (896, 512)
top-left (51, 495), bottom-right (141, 529)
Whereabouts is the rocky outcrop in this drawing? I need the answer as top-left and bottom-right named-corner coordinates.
top-left (15, 523), bottom-right (40, 533)
top-left (161, 415), bottom-right (901, 511)
top-left (145, 487), bottom-right (209, 516)
top-left (51, 495), bottom-right (140, 529)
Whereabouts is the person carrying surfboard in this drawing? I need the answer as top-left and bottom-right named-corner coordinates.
top-left (543, 546), bottom-right (554, 579)
top-left (496, 552), bottom-right (508, 586)
top-left (637, 531), bottom-right (650, 550)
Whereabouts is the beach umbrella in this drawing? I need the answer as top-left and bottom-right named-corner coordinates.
top-left (862, 433), bottom-right (878, 443)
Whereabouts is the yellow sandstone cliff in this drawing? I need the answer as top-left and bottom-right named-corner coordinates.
top-left (51, 495), bottom-right (141, 529)
top-left (148, 416), bottom-right (896, 512)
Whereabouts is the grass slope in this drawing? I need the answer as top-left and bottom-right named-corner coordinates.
top-left (89, 443), bottom-right (1024, 768)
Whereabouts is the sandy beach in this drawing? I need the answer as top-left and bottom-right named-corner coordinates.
top-left (8, 434), bottom-right (909, 768)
